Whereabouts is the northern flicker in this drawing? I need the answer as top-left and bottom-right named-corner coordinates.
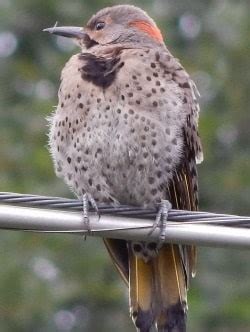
top-left (45, 5), bottom-right (203, 332)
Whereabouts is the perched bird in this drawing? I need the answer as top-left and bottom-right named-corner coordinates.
top-left (45, 5), bottom-right (203, 332)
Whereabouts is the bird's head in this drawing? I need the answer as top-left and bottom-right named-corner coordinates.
top-left (44, 5), bottom-right (164, 50)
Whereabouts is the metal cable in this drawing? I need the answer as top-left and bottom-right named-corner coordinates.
top-left (0, 192), bottom-right (250, 228)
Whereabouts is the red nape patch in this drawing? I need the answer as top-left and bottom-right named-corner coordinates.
top-left (129, 20), bottom-right (163, 43)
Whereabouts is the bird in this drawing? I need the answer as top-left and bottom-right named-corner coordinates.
top-left (45, 5), bottom-right (203, 332)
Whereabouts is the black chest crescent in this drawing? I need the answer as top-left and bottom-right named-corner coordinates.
top-left (78, 53), bottom-right (124, 89)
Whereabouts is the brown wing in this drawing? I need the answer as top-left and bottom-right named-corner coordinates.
top-left (167, 136), bottom-right (199, 285)
top-left (166, 54), bottom-right (203, 282)
top-left (103, 238), bottom-right (129, 285)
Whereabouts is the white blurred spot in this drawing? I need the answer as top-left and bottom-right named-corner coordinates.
top-left (0, 31), bottom-right (18, 57)
top-left (31, 257), bottom-right (59, 281)
top-left (72, 305), bottom-right (90, 328)
top-left (55, 2), bottom-right (84, 19)
top-left (179, 13), bottom-right (201, 40)
top-left (215, 57), bottom-right (228, 79)
top-left (206, 2), bottom-right (244, 48)
top-left (0, 0), bottom-right (11, 8)
top-left (193, 71), bottom-right (212, 93)
top-left (54, 310), bottom-right (76, 331)
top-left (192, 71), bottom-right (217, 104)
top-left (56, 36), bottom-right (76, 53)
top-left (152, 0), bottom-right (171, 18)
top-left (217, 124), bottom-right (238, 148)
top-left (14, 79), bottom-right (34, 97)
top-left (35, 79), bottom-right (55, 100)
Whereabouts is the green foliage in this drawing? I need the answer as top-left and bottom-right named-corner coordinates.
top-left (0, 0), bottom-right (249, 331)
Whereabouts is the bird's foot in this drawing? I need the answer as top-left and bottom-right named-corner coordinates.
top-left (148, 200), bottom-right (172, 247)
top-left (82, 193), bottom-right (99, 238)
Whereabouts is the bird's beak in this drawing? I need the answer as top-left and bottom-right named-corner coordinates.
top-left (43, 26), bottom-right (86, 39)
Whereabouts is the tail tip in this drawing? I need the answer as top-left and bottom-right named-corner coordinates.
top-left (132, 308), bottom-right (154, 332)
top-left (157, 301), bottom-right (187, 332)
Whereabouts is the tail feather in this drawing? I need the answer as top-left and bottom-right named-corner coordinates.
top-left (129, 247), bottom-right (155, 331)
top-left (154, 244), bottom-right (187, 331)
top-left (129, 244), bottom-right (187, 332)
top-left (157, 302), bottom-right (186, 332)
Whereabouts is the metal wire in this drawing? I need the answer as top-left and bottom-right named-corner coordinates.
top-left (0, 191), bottom-right (250, 228)
top-left (1, 202), bottom-right (250, 249)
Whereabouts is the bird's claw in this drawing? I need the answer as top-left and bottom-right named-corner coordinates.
top-left (148, 200), bottom-right (172, 246)
top-left (82, 193), bottom-right (99, 239)
top-left (88, 194), bottom-right (100, 220)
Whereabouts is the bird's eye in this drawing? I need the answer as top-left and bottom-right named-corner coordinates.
top-left (95, 22), bottom-right (105, 31)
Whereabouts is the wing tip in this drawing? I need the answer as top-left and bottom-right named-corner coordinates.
top-left (196, 151), bottom-right (204, 164)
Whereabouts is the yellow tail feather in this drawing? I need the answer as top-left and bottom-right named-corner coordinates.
top-left (129, 249), bottom-right (155, 332)
top-left (154, 244), bottom-right (187, 331)
top-left (128, 244), bottom-right (187, 332)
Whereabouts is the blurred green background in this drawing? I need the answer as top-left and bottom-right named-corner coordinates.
top-left (0, 0), bottom-right (250, 331)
